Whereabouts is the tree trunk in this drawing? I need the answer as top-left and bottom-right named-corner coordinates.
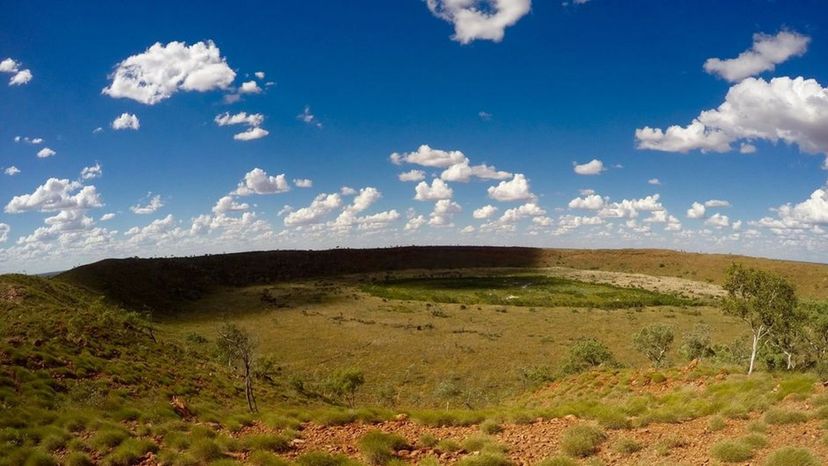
top-left (243, 359), bottom-right (257, 413)
top-left (748, 332), bottom-right (759, 375)
top-left (785, 351), bottom-right (794, 370)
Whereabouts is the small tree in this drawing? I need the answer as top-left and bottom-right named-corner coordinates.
top-left (559, 338), bottom-right (616, 375)
top-left (216, 322), bottom-right (258, 413)
top-left (800, 302), bottom-right (828, 376)
top-left (680, 323), bottom-right (714, 361)
top-left (633, 323), bottom-right (674, 368)
top-left (722, 264), bottom-right (797, 375)
top-left (327, 368), bottom-right (365, 408)
top-left (766, 304), bottom-right (807, 370)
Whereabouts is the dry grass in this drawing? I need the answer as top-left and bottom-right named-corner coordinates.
top-left (159, 270), bottom-right (745, 406)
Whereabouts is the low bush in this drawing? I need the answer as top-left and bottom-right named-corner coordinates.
top-left (243, 434), bottom-right (290, 453)
top-left (295, 452), bottom-right (358, 466)
top-left (710, 441), bottom-right (753, 463)
top-left (437, 439), bottom-right (462, 453)
top-left (537, 457), bottom-right (579, 466)
top-left (65, 452), bottom-right (93, 466)
top-left (559, 339), bottom-right (616, 376)
top-left (764, 408), bottom-right (808, 425)
top-left (456, 452), bottom-right (513, 466)
top-left (560, 424), bottom-right (606, 457)
top-left (418, 433), bottom-right (438, 448)
top-left (707, 416), bottom-right (726, 432)
top-left (358, 431), bottom-right (408, 465)
top-left (480, 419), bottom-right (502, 434)
top-left (613, 437), bottom-right (642, 454)
top-left (188, 438), bottom-right (224, 462)
top-left (739, 434), bottom-right (768, 449)
top-left (248, 450), bottom-right (291, 466)
top-left (762, 447), bottom-right (820, 466)
top-left (102, 438), bottom-right (158, 466)
top-left (90, 429), bottom-right (129, 449)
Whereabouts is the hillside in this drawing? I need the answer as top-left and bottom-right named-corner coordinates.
top-left (57, 247), bottom-right (828, 312)
top-left (5, 249), bottom-right (828, 464)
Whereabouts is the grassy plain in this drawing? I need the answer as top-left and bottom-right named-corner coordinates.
top-left (159, 269), bottom-right (741, 407)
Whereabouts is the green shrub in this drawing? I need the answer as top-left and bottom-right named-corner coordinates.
top-left (243, 434), bottom-right (290, 453)
top-left (188, 438), bottom-right (224, 462)
top-left (680, 323), bottom-right (713, 360)
top-left (418, 433), bottom-right (438, 448)
top-left (739, 434), bottom-right (768, 449)
top-left (456, 452), bottom-right (513, 466)
top-left (417, 456), bottom-right (441, 466)
top-left (295, 452), bottom-right (358, 466)
top-left (326, 368), bottom-right (365, 408)
top-left (764, 408), bottom-right (808, 425)
top-left (90, 429), bottom-right (129, 449)
top-left (813, 405), bottom-right (828, 420)
top-left (248, 450), bottom-right (292, 466)
top-left (65, 452), bottom-right (94, 466)
top-left (314, 410), bottom-right (358, 426)
top-left (559, 339), bottom-right (616, 375)
top-left (358, 431), bottom-right (408, 465)
top-left (39, 433), bottom-right (67, 452)
top-left (707, 416), bottom-right (726, 432)
top-left (763, 447), bottom-right (820, 466)
top-left (437, 439), bottom-right (462, 453)
top-left (461, 435), bottom-right (506, 454)
top-left (480, 419), bottom-right (502, 434)
top-left (633, 324), bottom-right (674, 367)
top-left (593, 407), bottom-right (630, 429)
top-left (560, 424), bottom-right (606, 457)
top-left (746, 421), bottom-right (767, 433)
top-left (710, 441), bottom-right (753, 463)
top-left (23, 449), bottom-right (57, 466)
top-left (103, 438), bottom-right (158, 466)
top-left (612, 437), bottom-right (642, 454)
top-left (537, 457), bottom-right (579, 466)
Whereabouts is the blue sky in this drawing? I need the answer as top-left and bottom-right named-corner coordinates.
top-left (2, 0), bottom-right (828, 273)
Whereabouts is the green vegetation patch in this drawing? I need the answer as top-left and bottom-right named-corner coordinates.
top-left (361, 275), bottom-right (696, 309)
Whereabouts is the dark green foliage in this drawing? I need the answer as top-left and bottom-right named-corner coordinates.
top-left (559, 339), bottom-right (617, 375)
top-left (295, 452), bottom-right (360, 466)
top-left (326, 368), bottom-right (365, 408)
top-left (358, 430), bottom-right (409, 465)
top-left (763, 408), bottom-right (808, 425)
top-left (537, 457), bottom-right (579, 466)
top-left (680, 323), bottom-right (714, 360)
top-left (722, 264), bottom-right (798, 374)
top-left (560, 424), bottom-right (606, 457)
top-left (763, 448), bottom-right (820, 466)
top-left (633, 323), bottom-right (674, 367)
top-left (480, 419), bottom-right (502, 434)
top-left (456, 452), bottom-right (513, 466)
top-left (711, 441), bottom-right (753, 462)
top-left (613, 437), bottom-right (643, 454)
top-left (363, 275), bottom-right (696, 310)
top-left (243, 434), bottom-right (290, 453)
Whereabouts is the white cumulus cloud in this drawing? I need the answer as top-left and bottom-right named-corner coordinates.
top-left (573, 159), bottom-right (605, 175)
top-left (111, 113), bottom-right (140, 130)
top-left (487, 174), bottom-right (534, 202)
top-left (37, 147), bottom-right (56, 158)
top-left (103, 40), bottom-right (236, 105)
top-left (233, 168), bottom-right (290, 196)
top-left (635, 77), bottom-right (828, 164)
top-left (704, 31), bottom-right (810, 82)
top-left (414, 179), bottom-right (454, 201)
top-left (130, 194), bottom-right (164, 215)
top-left (426, 0), bottom-right (531, 44)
